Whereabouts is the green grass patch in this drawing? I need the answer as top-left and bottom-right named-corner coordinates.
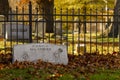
top-left (90, 69), bottom-right (120, 80)
top-left (0, 67), bottom-right (120, 80)
top-left (0, 67), bottom-right (50, 80)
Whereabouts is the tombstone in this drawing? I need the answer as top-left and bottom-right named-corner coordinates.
top-left (0, 15), bottom-right (5, 35)
top-left (74, 17), bottom-right (80, 32)
top-left (35, 18), bottom-right (46, 38)
top-left (13, 43), bottom-right (68, 65)
top-left (85, 20), bottom-right (105, 33)
top-left (53, 19), bottom-right (68, 40)
top-left (2, 23), bottom-right (29, 40)
top-left (54, 19), bottom-right (62, 36)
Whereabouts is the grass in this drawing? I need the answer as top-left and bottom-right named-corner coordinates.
top-left (0, 67), bottom-right (75, 80)
top-left (65, 32), bottom-right (119, 43)
top-left (0, 68), bottom-right (42, 80)
top-left (89, 69), bottom-right (120, 80)
top-left (0, 67), bottom-right (120, 80)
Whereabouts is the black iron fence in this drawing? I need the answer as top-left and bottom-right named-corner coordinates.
top-left (0, 2), bottom-right (119, 55)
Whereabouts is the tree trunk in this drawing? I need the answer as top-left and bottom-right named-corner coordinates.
top-left (36, 0), bottom-right (54, 33)
top-left (0, 0), bottom-right (9, 19)
top-left (108, 0), bottom-right (120, 38)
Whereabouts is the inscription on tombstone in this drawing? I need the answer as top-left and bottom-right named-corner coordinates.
top-left (13, 43), bottom-right (68, 65)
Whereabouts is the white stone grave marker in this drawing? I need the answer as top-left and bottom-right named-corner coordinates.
top-left (3, 23), bottom-right (29, 40)
top-left (35, 18), bottom-right (46, 38)
top-left (13, 43), bottom-right (68, 65)
top-left (54, 19), bottom-right (62, 36)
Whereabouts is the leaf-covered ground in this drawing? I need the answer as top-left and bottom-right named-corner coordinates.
top-left (0, 53), bottom-right (120, 80)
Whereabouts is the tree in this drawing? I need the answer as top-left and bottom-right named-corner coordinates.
top-left (0, 0), bottom-right (9, 19)
top-left (9, 0), bottom-right (18, 11)
top-left (36, 0), bottom-right (54, 33)
top-left (108, 0), bottom-right (120, 38)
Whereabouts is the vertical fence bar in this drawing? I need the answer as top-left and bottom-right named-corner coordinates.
top-left (35, 16), bottom-right (38, 43)
top-left (90, 8), bottom-right (92, 54)
top-left (35, 8), bottom-right (39, 43)
top-left (46, 8), bottom-right (50, 42)
top-left (42, 10), bottom-right (45, 43)
top-left (4, 15), bottom-right (6, 54)
top-left (102, 9), bottom-right (104, 54)
top-left (66, 8), bottom-right (69, 54)
top-left (116, 8), bottom-right (119, 52)
top-left (72, 9), bottom-right (75, 55)
top-left (48, 8), bottom-right (51, 43)
top-left (54, 8), bottom-right (57, 44)
top-left (83, 8), bottom-right (87, 33)
top-left (113, 8), bottom-right (118, 52)
top-left (10, 8), bottom-right (12, 52)
top-left (29, 1), bottom-right (32, 43)
top-left (60, 8), bottom-right (62, 44)
top-left (113, 9), bottom-right (117, 52)
top-left (83, 7), bottom-right (86, 54)
top-left (47, 7), bottom-right (51, 43)
top-left (107, 9), bottom-right (109, 53)
top-left (117, 8), bottom-right (119, 53)
top-left (78, 9), bottom-right (80, 55)
top-left (119, 9), bottom-right (120, 54)
top-left (22, 7), bottom-right (25, 43)
top-left (90, 9), bottom-right (92, 53)
top-left (16, 7), bottom-right (18, 44)
top-left (43, 8), bottom-right (46, 43)
top-left (95, 9), bottom-right (98, 53)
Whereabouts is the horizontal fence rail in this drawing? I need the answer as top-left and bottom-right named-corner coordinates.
top-left (0, 2), bottom-right (119, 56)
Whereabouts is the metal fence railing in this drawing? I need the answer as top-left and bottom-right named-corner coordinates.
top-left (0, 2), bottom-right (119, 55)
